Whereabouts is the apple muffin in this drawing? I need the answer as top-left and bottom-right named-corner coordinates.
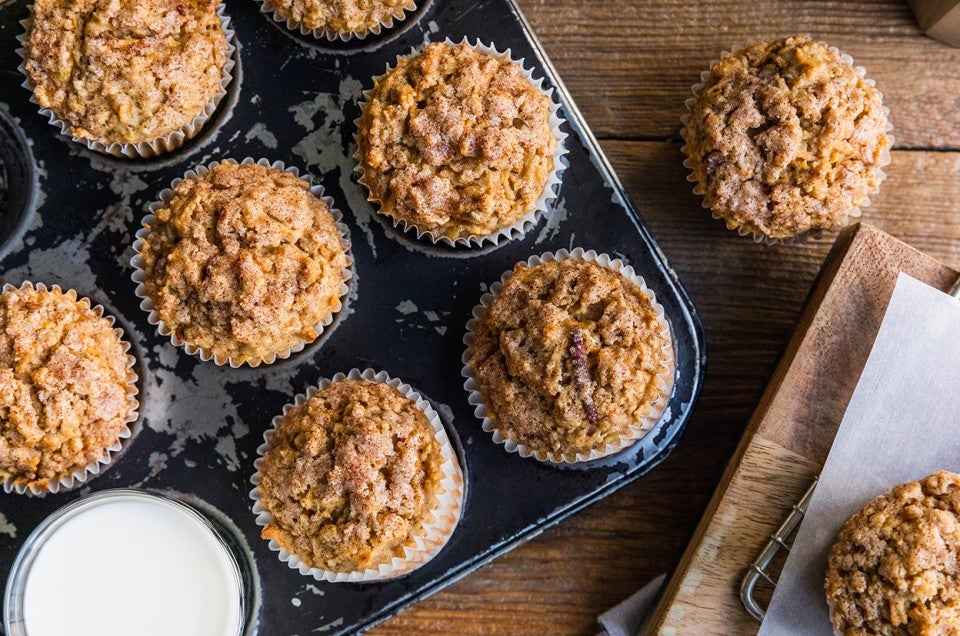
top-left (0, 284), bottom-right (137, 492)
top-left (468, 255), bottom-right (673, 462)
top-left (138, 162), bottom-right (350, 365)
top-left (356, 41), bottom-right (559, 242)
top-left (257, 379), bottom-right (446, 572)
top-left (23, 0), bottom-right (229, 147)
top-left (683, 35), bottom-right (890, 241)
top-left (262, 0), bottom-right (414, 36)
top-left (826, 471), bottom-right (960, 635)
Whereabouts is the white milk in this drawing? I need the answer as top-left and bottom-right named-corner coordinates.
top-left (22, 498), bottom-right (243, 636)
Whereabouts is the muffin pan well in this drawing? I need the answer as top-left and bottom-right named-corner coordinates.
top-left (0, 0), bottom-right (705, 633)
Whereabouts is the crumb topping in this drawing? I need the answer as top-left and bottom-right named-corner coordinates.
top-left (470, 259), bottom-right (671, 457)
top-left (258, 379), bottom-right (443, 571)
top-left (357, 42), bottom-right (557, 240)
top-left (140, 163), bottom-right (349, 364)
top-left (826, 471), bottom-right (960, 635)
top-left (264, 0), bottom-right (413, 34)
top-left (0, 287), bottom-right (134, 489)
top-left (685, 35), bottom-right (890, 239)
top-left (25, 0), bottom-right (228, 144)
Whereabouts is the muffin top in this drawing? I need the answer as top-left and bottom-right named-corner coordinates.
top-left (24, 0), bottom-right (228, 145)
top-left (357, 42), bottom-right (557, 240)
top-left (139, 163), bottom-right (349, 364)
top-left (825, 471), bottom-right (960, 634)
top-left (0, 286), bottom-right (135, 490)
top-left (258, 379), bottom-right (444, 572)
top-left (684, 35), bottom-right (890, 240)
top-left (264, 0), bottom-right (412, 34)
top-left (470, 259), bottom-right (672, 458)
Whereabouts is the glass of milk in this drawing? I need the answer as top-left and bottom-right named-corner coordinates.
top-left (3, 489), bottom-right (248, 636)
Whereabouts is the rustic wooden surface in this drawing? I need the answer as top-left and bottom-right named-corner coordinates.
top-left (649, 223), bottom-right (959, 633)
top-left (375, 1), bottom-right (960, 634)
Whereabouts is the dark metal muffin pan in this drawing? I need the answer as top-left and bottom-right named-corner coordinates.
top-left (0, 0), bottom-right (706, 633)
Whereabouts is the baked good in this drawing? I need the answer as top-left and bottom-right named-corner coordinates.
top-left (683, 35), bottom-right (890, 240)
top-left (468, 255), bottom-right (673, 461)
top-left (138, 162), bottom-right (349, 365)
top-left (0, 285), bottom-right (136, 491)
top-left (23, 0), bottom-right (229, 146)
top-left (825, 470), bottom-right (960, 634)
top-left (356, 41), bottom-right (558, 242)
top-left (262, 0), bottom-right (413, 36)
top-left (257, 379), bottom-right (445, 572)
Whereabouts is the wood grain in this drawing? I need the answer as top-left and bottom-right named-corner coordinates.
top-left (372, 0), bottom-right (960, 631)
top-left (372, 143), bottom-right (960, 634)
top-left (650, 223), bottom-right (958, 633)
top-left (518, 0), bottom-right (960, 150)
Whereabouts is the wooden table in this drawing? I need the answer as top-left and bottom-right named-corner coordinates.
top-left (376, 1), bottom-right (960, 633)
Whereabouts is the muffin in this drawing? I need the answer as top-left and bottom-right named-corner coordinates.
top-left (260, 0), bottom-right (414, 38)
top-left (136, 161), bottom-right (351, 366)
top-left (22, 0), bottom-right (230, 154)
top-left (825, 471), bottom-right (960, 634)
top-left (254, 373), bottom-right (463, 580)
top-left (682, 35), bottom-right (891, 241)
top-left (0, 284), bottom-right (138, 493)
top-left (465, 251), bottom-right (674, 463)
top-left (356, 41), bottom-right (562, 245)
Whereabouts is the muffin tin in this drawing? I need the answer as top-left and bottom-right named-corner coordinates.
top-left (0, 0), bottom-right (705, 633)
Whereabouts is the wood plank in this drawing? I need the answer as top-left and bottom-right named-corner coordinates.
top-left (515, 0), bottom-right (960, 149)
top-left (650, 222), bottom-right (958, 633)
top-left (374, 144), bottom-right (960, 634)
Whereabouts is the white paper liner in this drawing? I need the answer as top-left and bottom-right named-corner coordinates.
top-left (679, 38), bottom-right (894, 246)
top-left (0, 282), bottom-right (140, 496)
top-left (461, 248), bottom-right (676, 465)
top-left (257, 0), bottom-right (417, 42)
top-left (249, 368), bottom-right (465, 583)
top-left (16, 3), bottom-right (236, 159)
top-left (130, 157), bottom-right (355, 368)
top-left (354, 37), bottom-right (569, 249)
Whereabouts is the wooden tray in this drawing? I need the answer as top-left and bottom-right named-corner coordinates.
top-left (647, 222), bottom-right (959, 634)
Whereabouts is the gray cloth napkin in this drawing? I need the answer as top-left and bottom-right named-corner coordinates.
top-left (596, 573), bottom-right (666, 636)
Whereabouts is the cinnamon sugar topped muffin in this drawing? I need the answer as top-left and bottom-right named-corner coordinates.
top-left (469, 257), bottom-right (672, 460)
top-left (0, 285), bottom-right (136, 491)
top-left (257, 379), bottom-right (444, 572)
top-left (683, 35), bottom-right (890, 240)
top-left (138, 162), bottom-right (349, 365)
top-left (262, 0), bottom-right (413, 36)
top-left (356, 41), bottom-right (558, 242)
top-left (23, 0), bottom-right (228, 145)
top-left (825, 471), bottom-right (960, 634)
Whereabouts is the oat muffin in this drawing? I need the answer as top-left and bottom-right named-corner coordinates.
top-left (0, 285), bottom-right (136, 491)
top-left (469, 257), bottom-right (672, 461)
top-left (262, 0), bottom-right (413, 35)
top-left (825, 471), bottom-right (960, 635)
top-left (683, 35), bottom-right (891, 240)
top-left (24, 0), bottom-right (228, 146)
top-left (138, 162), bottom-right (349, 365)
top-left (356, 41), bottom-right (558, 242)
top-left (258, 379), bottom-right (444, 572)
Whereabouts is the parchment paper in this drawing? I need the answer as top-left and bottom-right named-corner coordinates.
top-left (760, 272), bottom-right (960, 634)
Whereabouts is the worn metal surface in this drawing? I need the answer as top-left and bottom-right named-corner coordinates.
top-left (0, 0), bottom-right (705, 633)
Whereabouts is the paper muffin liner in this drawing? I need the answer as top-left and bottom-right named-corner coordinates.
top-left (461, 248), bottom-right (676, 465)
top-left (130, 157), bottom-right (355, 368)
top-left (0, 282), bottom-right (141, 496)
top-left (680, 39), bottom-right (894, 246)
top-left (249, 368), bottom-right (465, 583)
top-left (257, 0), bottom-right (417, 42)
top-left (16, 3), bottom-right (236, 159)
top-left (354, 37), bottom-right (569, 250)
